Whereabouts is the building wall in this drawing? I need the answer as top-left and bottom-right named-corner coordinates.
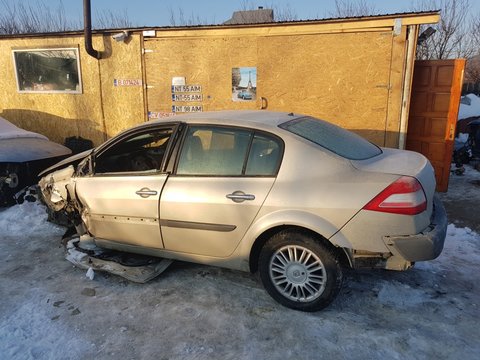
top-left (0, 14), bottom-right (438, 147)
top-left (144, 21), bottom-right (409, 147)
top-left (0, 34), bottom-right (144, 145)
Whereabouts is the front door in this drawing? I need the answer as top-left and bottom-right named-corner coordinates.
top-left (406, 59), bottom-right (465, 192)
top-left (160, 125), bottom-right (283, 257)
top-left (75, 125), bottom-right (176, 249)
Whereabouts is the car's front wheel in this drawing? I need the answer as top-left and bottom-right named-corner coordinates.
top-left (258, 230), bottom-right (343, 311)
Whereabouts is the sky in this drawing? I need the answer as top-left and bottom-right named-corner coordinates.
top-left (104, 0), bottom-right (418, 26)
top-left (11, 0), bottom-right (480, 28)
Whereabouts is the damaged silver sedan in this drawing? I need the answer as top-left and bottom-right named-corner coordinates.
top-left (39, 111), bottom-right (447, 311)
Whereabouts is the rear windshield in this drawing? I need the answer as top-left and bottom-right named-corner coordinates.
top-left (279, 116), bottom-right (382, 160)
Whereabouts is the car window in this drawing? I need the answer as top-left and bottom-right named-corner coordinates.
top-left (177, 126), bottom-right (251, 176)
top-left (95, 128), bottom-right (173, 174)
top-left (280, 116), bottom-right (382, 160)
top-left (245, 134), bottom-right (281, 176)
top-left (176, 126), bottom-right (282, 177)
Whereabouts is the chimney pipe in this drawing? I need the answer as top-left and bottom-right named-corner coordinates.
top-left (84, 0), bottom-right (100, 59)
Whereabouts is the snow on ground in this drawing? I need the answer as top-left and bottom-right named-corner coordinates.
top-left (1, 201), bottom-right (63, 236)
top-left (439, 163), bottom-right (480, 234)
top-left (1, 194), bottom-right (479, 359)
top-left (440, 164), bottom-right (480, 202)
top-left (458, 93), bottom-right (480, 120)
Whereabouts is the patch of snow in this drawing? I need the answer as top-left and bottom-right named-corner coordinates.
top-left (377, 281), bottom-right (430, 308)
top-left (439, 164), bottom-right (480, 202)
top-left (458, 93), bottom-right (480, 120)
top-left (417, 223), bottom-right (480, 274)
top-left (0, 202), bottom-right (63, 237)
top-left (0, 288), bottom-right (95, 359)
top-left (456, 132), bottom-right (469, 143)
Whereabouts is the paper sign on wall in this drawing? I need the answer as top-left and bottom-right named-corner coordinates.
top-left (114, 79), bottom-right (142, 86)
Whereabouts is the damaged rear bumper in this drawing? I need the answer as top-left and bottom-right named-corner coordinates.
top-left (383, 195), bottom-right (447, 263)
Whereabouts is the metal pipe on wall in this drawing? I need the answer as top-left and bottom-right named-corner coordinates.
top-left (84, 0), bottom-right (100, 59)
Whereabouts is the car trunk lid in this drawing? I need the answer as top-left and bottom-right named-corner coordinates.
top-left (350, 148), bottom-right (436, 216)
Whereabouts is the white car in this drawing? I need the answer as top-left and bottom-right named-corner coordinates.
top-left (0, 116), bottom-right (71, 206)
top-left (39, 111), bottom-right (447, 311)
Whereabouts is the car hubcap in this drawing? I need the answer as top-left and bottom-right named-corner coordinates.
top-left (269, 245), bottom-right (326, 302)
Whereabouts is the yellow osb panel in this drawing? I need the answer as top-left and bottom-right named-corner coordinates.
top-left (99, 35), bottom-right (144, 138)
top-left (258, 32), bottom-right (393, 145)
top-left (145, 37), bottom-right (260, 116)
top-left (0, 34), bottom-right (144, 146)
top-left (0, 36), bottom-right (102, 144)
top-left (145, 31), bottom-right (397, 145)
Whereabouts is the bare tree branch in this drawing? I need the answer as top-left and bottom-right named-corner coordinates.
top-left (0, 0), bottom-right (133, 34)
top-left (329, 0), bottom-right (378, 17)
top-left (238, 1), bottom-right (298, 22)
top-left (168, 7), bottom-right (212, 26)
top-left (94, 9), bottom-right (133, 29)
top-left (469, 10), bottom-right (480, 58)
top-left (414, 0), bottom-right (474, 59)
top-left (270, 3), bottom-right (298, 21)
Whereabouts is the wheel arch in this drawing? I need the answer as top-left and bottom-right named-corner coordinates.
top-left (248, 224), bottom-right (353, 273)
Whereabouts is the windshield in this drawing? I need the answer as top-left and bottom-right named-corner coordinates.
top-left (279, 116), bottom-right (382, 160)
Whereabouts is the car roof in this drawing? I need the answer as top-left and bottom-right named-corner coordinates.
top-left (149, 110), bottom-right (303, 130)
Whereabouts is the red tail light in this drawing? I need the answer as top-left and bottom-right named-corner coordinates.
top-left (363, 176), bottom-right (427, 215)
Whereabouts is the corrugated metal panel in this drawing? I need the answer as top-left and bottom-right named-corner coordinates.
top-left (0, 10), bottom-right (439, 39)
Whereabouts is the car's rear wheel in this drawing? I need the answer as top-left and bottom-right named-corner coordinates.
top-left (258, 230), bottom-right (343, 311)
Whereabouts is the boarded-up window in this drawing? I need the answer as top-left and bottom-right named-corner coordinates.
top-left (12, 48), bottom-right (82, 94)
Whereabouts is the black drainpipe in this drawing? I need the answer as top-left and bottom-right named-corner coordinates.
top-left (83, 0), bottom-right (100, 59)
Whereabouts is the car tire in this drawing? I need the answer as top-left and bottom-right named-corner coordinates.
top-left (258, 230), bottom-right (343, 311)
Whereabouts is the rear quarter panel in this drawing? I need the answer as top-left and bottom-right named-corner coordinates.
top-left (234, 135), bottom-right (400, 259)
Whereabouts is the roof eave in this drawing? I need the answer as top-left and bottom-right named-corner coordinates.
top-left (0, 10), bottom-right (440, 39)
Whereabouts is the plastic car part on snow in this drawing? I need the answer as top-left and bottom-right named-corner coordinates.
top-left (65, 237), bottom-right (173, 283)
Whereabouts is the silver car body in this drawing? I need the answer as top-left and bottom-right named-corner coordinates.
top-left (40, 111), bottom-right (446, 273)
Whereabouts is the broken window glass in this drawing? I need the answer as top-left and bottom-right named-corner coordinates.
top-left (13, 48), bottom-right (82, 93)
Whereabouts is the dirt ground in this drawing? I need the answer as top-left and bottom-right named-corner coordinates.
top-left (438, 165), bottom-right (480, 233)
top-left (1, 167), bottom-right (479, 359)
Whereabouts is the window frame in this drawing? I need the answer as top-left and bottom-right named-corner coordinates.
top-left (91, 123), bottom-right (180, 177)
top-left (12, 47), bottom-right (83, 94)
top-left (173, 124), bottom-right (284, 178)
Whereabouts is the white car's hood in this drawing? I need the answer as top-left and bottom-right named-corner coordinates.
top-left (0, 116), bottom-right (72, 162)
top-left (0, 116), bottom-right (48, 140)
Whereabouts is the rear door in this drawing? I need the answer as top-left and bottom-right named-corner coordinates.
top-left (406, 59), bottom-right (465, 192)
top-left (160, 125), bottom-right (283, 257)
